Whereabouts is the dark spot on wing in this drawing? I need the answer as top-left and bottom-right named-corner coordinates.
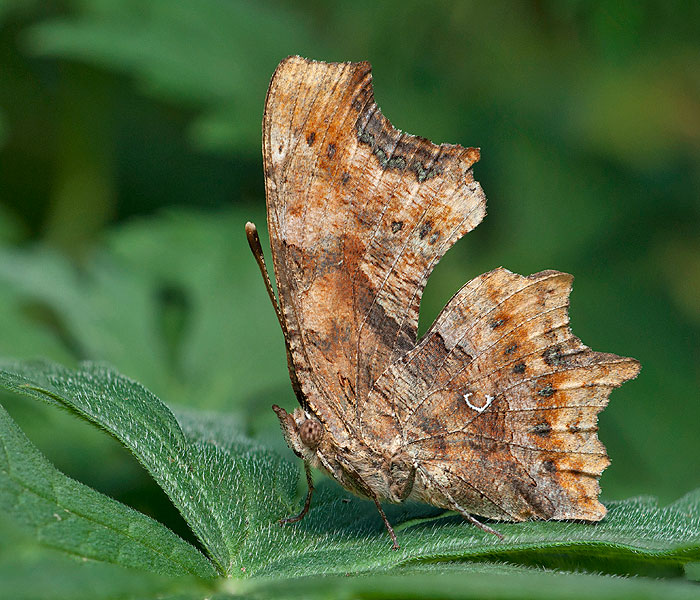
top-left (538, 383), bottom-right (555, 397)
top-left (327, 143), bottom-right (336, 159)
top-left (543, 346), bottom-right (565, 366)
top-left (531, 422), bottom-right (551, 436)
top-left (568, 423), bottom-right (593, 433)
top-left (359, 130), bottom-right (374, 146)
top-left (429, 231), bottom-right (439, 245)
top-left (419, 221), bottom-right (432, 239)
top-left (513, 362), bottom-right (526, 374)
top-left (387, 156), bottom-right (406, 169)
top-left (434, 436), bottom-right (447, 453)
top-left (341, 172), bottom-right (350, 184)
top-left (391, 221), bottom-right (403, 233)
top-left (306, 131), bottom-right (316, 146)
top-left (304, 329), bottom-right (332, 353)
top-left (504, 344), bottom-right (518, 355)
top-left (410, 161), bottom-right (442, 183)
top-left (490, 318), bottom-right (506, 329)
top-left (511, 476), bottom-right (555, 519)
top-left (356, 105), bottom-right (443, 182)
top-left (542, 459), bottom-right (556, 473)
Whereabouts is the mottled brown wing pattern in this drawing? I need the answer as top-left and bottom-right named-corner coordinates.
top-left (366, 268), bottom-right (640, 521)
top-left (263, 57), bottom-right (486, 438)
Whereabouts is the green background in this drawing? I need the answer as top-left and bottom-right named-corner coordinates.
top-left (0, 0), bottom-right (698, 559)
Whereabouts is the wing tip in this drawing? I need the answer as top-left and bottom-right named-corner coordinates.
top-left (484, 267), bottom-right (574, 288)
top-left (270, 56), bottom-right (483, 184)
top-left (611, 355), bottom-right (642, 385)
top-left (276, 54), bottom-right (372, 77)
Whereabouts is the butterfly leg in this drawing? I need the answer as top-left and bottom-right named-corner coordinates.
top-left (452, 505), bottom-right (504, 540)
top-left (280, 461), bottom-right (314, 525)
top-left (371, 494), bottom-right (400, 550)
top-left (415, 463), bottom-right (504, 540)
top-left (333, 453), bottom-right (401, 550)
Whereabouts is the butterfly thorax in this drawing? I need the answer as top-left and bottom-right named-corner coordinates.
top-left (273, 404), bottom-right (416, 503)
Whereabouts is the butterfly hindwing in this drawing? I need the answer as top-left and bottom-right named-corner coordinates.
top-left (366, 268), bottom-right (640, 520)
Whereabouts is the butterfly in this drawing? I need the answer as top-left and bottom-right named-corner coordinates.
top-left (245, 56), bottom-right (640, 549)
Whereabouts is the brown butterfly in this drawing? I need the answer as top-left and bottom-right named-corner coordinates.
top-left (245, 56), bottom-right (640, 549)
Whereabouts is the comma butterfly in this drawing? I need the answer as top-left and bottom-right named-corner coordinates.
top-left (245, 56), bottom-right (640, 549)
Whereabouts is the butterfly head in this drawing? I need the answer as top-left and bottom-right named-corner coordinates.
top-left (272, 404), bottom-right (325, 463)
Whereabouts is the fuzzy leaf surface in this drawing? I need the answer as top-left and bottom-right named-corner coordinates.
top-left (0, 401), bottom-right (214, 577)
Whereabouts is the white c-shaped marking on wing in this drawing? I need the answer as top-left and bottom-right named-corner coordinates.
top-left (463, 392), bottom-right (494, 413)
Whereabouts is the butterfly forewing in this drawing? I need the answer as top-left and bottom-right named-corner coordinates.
top-left (263, 56), bottom-right (486, 435)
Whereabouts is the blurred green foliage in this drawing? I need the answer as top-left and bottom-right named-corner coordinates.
top-left (0, 0), bottom-right (698, 593)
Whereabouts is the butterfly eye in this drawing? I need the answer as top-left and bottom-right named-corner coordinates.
top-left (299, 419), bottom-right (323, 449)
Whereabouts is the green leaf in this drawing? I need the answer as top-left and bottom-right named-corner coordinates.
top-left (227, 476), bottom-right (700, 581)
top-left (4, 550), bottom-right (700, 600)
top-left (0, 246), bottom-right (175, 392)
top-left (0, 536), bottom-right (210, 600)
top-left (0, 359), bottom-right (698, 582)
top-left (685, 561), bottom-right (700, 582)
top-left (0, 359), bottom-right (297, 576)
top-left (0, 399), bottom-right (214, 577)
top-left (0, 204), bottom-right (27, 246)
top-left (232, 564), bottom-right (700, 600)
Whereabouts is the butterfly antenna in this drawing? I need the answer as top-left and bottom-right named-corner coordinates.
top-left (245, 222), bottom-right (307, 404)
top-left (245, 222), bottom-right (285, 328)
